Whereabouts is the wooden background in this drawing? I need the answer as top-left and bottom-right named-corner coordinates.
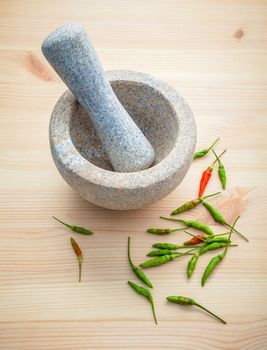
top-left (1, 0), bottom-right (267, 349)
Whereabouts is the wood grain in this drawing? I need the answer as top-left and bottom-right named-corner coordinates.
top-left (1, 0), bottom-right (267, 349)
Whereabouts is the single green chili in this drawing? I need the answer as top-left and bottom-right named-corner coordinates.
top-left (152, 243), bottom-right (192, 250)
top-left (201, 201), bottom-right (248, 241)
top-left (70, 237), bottom-right (83, 282)
top-left (206, 236), bottom-right (231, 244)
top-left (140, 248), bottom-right (197, 269)
top-left (212, 149), bottom-right (226, 189)
top-left (147, 227), bottom-right (187, 235)
top-left (128, 281), bottom-right (157, 324)
top-left (171, 191), bottom-right (220, 215)
top-left (201, 216), bottom-right (239, 286)
top-left (187, 252), bottom-right (200, 278)
top-left (147, 249), bottom-right (183, 257)
top-left (166, 296), bottom-right (226, 324)
top-left (128, 237), bottom-right (153, 289)
top-left (53, 216), bottom-right (93, 235)
top-left (193, 137), bottom-right (220, 159)
top-left (160, 216), bottom-right (214, 236)
top-left (199, 242), bottom-right (228, 255)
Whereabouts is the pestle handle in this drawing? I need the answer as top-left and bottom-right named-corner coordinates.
top-left (41, 24), bottom-right (155, 173)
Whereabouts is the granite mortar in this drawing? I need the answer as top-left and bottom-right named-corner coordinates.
top-left (49, 70), bottom-right (197, 210)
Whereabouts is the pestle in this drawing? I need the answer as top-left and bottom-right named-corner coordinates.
top-left (41, 24), bottom-right (155, 173)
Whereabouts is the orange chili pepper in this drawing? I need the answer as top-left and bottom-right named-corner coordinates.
top-left (70, 237), bottom-right (83, 282)
top-left (184, 233), bottom-right (205, 245)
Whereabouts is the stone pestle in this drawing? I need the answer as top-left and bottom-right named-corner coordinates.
top-left (41, 24), bottom-right (155, 173)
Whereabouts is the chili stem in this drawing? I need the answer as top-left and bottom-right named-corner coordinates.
top-left (212, 149), bottom-right (221, 163)
top-left (78, 262), bottom-right (82, 283)
top-left (181, 248), bottom-right (200, 255)
top-left (127, 237), bottom-right (134, 268)
top-left (53, 216), bottom-right (72, 229)
top-left (211, 149), bottom-right (227, 167)
top-left (224, 223), bottom-right (248, 242)
top-left (151, 301), bottom-right (157, 325)
top-left (160, 216), bottom-right (184, 223)
top-left (208, 137), bottom-right (220, 152)
top-left (214, 232), bottom-right (230, 237)
top-left (172, 227), bottom-right (190, 232)
top-left (194, 303), bottom-right (226, 324)
top-left (223, 216), bottom-right (240, 256)
top-left (201, 191), bottom-right (221, 200)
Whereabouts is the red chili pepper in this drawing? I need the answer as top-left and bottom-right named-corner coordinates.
top-left (184, 233), bottom-right (205, 245)
top-left (198, 149), bottom-right (226, 198)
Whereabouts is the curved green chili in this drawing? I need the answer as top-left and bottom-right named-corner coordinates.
top-left (128, 237), bottom-right (153, 288)
top-left (128, 281), bottom-right (157, 324)
top-left (201, 201), bottom-right (248, 241)
top-left (152, 243), bottom-right (191, 250)
top-left (193, 137), bottom-right (220, 159)
top-left (147, 227), bottom-right (187, 235)
top-left (201, 254), bottom-right (224, 287)
top-left (212, 149), bottom-right (226, 189)
top-left (201, 216), bottom-right (239, 286)
top-left (171, 192), bottom-right (220, 215)
top-left (167, 295), bottom-right (226, 324)
top-left (160, 216), bottom-right (214, 236)
top-left (140, 248), bottom-right (197, 269)
top-left (53, 216), bottom-right (93, 235)
top-left (187, 253), bottom-right (200, 278)
top-left (206, 236), bottom-right (231, 244)
top-left (199, 242), bottom-right (227, 255)
top-left (147, 249), bottom-right (182, 257)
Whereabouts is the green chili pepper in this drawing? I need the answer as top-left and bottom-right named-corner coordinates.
top-left (166, 295), bottom-right (226, 324)
top-left (147, 227), bottom-right (187, 235)
top-left (201, 216), bottom-right (239, 286)
top-left (201, 201), bottom-right (248, 241)
top-left (128, 281), bottom-right (157, 324)
top-left (201, 254), bottom-right (224, 287)
top-left (147, 249), bottom-right (183, 257)
top-left (199, 242), bottom-right (228, 255)
top-left (70, 237), bottom-right (83, 282)
top-left (193, 137), bottom-right (220, 159)
top-left (140, 249), bottom-right (197, 269)
top-left (128, 237), bottom-right (153, 289)
top-left (152, 243), bottom-right (194, 250)
top-left (171, 191), bottom-right (220, 215)
top-left (187, 252), bottom-right (200, 278)
top-left (160, 216), bottom-right (214, 236)
top-left (140, 253), bottom-right (181, 268)
top-left (206, 236), bottom-right (231, 244)
top-left (53, 216), bottom-right (93, 235)
top-left (212, 149), bottom-right (226, 189)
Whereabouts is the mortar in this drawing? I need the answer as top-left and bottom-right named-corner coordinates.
top-left (50, 70), bottom-right (196, 210)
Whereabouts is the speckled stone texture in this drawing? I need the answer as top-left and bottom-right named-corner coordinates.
top-left (50, 70), bottom-right (197, 210)
top-left (42, 24), bottom-right (155, 172)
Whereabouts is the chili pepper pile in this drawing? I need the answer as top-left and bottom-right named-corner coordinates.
top-left (127, 138), bottom-right (248, 325)
top-left (52, 139), bottom-right (247, 326)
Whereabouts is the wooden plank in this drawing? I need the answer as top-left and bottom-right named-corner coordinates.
top-left (0, 0), bottom-right (267, 349)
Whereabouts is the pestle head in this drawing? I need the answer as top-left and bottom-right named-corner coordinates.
top-left (41, 24), bottom-right (155, 172)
